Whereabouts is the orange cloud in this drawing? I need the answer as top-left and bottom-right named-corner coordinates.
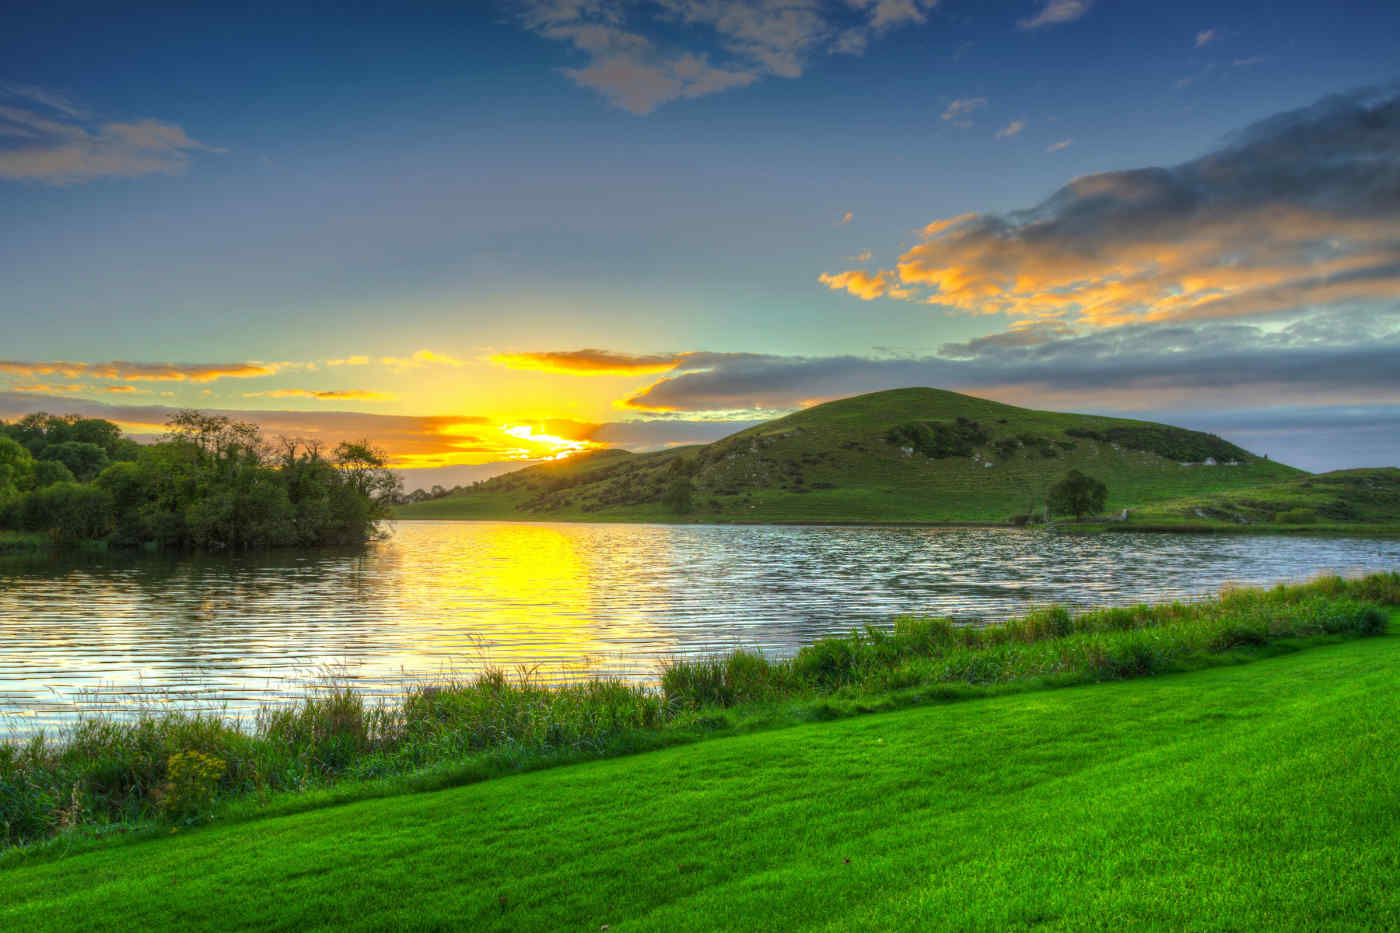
top-left (491, 349), bottom-right (686, 375)
top-left (9, 383), bottom-right (91, 393)
top-left (817, 268), bottom-right (892, 300)
top-left (0, 359), bottom-right (280, 382)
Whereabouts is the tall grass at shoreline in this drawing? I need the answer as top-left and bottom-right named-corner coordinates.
top-left (1, 573), bottom-right (1395, 850)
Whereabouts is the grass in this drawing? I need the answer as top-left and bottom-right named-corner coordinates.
top-left (1, 574), bottom-right (1394, 855)
top-left (1, 608), bottom-right (1397, 930)
top-left (395, 387), bottom-right (1303, 524)
top-left (1073, 466), bottom-right (1400, 535)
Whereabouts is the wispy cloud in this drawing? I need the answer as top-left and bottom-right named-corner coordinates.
top-left (520, 1), bottom-right (939, 114)
top-left (491, 349), bottom-right (686, 375)
top-left (243, 389), bottom-right (396, 401)
top-left (817, 86), bottom-right (1400, 333)
top-left (0, 86), bottom-right (221, 183)
top-left (9, 383), bottom-right (91, 394)
top-left (995, 120), bottom-right (1025, 139)
top-left (1018, 0), bottom-right (1092, 30)
top-left (1045, 138), bottom-right (1072, 152)
top-left (326, 356), bottom-right (371, 367)
top-left (941, 97), bottom-right (988, 126)
top-left (379, 350), bottom-right (466, 370)
top-left (1195, 28), bottom-right (1217, 48)
top-left (1232, 56), bottom-right (1265, 67)
top-left (838, 210), bottom-right (854, 225)
top-left (0, 360), bottom-right (281, 382)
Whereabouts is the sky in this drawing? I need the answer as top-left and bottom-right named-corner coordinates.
top-left (2, 0), bottom-right (1398, 485)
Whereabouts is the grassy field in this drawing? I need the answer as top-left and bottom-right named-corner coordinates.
top-left (2, 609), bottom-right (1396, 930)
top-left (396, 388), bottom-right (1302, 524)
top-left (1066, 467), bottom-right (1400, 536)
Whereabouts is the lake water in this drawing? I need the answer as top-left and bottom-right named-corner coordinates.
top-left (2, 520), bottom-right (1396, 735)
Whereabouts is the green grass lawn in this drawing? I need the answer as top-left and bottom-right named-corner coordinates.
top-left (5, 617), bottom-right (1396, 931)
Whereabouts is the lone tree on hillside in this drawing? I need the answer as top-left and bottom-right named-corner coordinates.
top-left (1048, 470), bottom-right (1108, 519)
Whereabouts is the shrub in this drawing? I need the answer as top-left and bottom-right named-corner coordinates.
top-left (158, 750), bottom-right (227, 818)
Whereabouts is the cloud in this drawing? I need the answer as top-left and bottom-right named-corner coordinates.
top-left (941, 97), bottom-right (987, 125)
top-left (1232, 56), bottom-right (1265, 67)
top-left (849, 249), bottom-right (873, 262)
top-left (520, 1), bottom-right (938, 114)
top-left (0, 86), bottom-right (220, 183)
top-left (817, 268), bottom-right (893, 300)
top-left (0, 359), bottom-right (280, 382)
top-left (1194, 29), bottom-right (1217, 48)
top-left (995, 120), bottom-right (1025, 138)
top-left (838, 210), bottom-right (854, 225)
top-left (326, 356), bottom-right (370, 366)
top-left (379, 349), bottom-right (466, 369)
top-left (243, 389), bottom-right (396, 401)
top-left (616, 315), bottom-right (1400, 430)
top-left (817, 86), bottom-right (1400, 331)
top-left (491, 349), bottom-right (687, 375)
top-left (9, 383), bottom-right (91, 394)
top-left (1018, 0), bottom-right (1091, 30)
top-left (1045, 138), bottom-right (1072, 152)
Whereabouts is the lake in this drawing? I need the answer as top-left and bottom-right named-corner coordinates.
top-left (2, 520), bottom-right (1396, 735)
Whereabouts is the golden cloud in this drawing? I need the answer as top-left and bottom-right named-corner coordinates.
top-left (0, 359), bottom-right (280, 382)
top-left (380, 349), bottom-right (465, 369)
top-left (491, 349), bottom-right (686, 375)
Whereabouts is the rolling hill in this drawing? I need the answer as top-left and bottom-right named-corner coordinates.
top-left (395, 388), bottom-right (1304, 523)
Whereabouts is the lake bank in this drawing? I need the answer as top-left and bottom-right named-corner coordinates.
top-left (2, 573), bottom-right (1393, 854)
top-left (4, 604), bottom-right (1397, 929)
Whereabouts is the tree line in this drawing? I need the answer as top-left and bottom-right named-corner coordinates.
top-left (0, 411), bottom-right (400, 549)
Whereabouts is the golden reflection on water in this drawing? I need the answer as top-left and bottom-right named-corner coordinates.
top-left (368, 522), bottom-right (673, 681)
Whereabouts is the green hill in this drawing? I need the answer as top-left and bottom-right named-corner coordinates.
top-left (1119, 467), bottom-right (1400, 532)
top-left (396, 387), bottom-right (1303, 523)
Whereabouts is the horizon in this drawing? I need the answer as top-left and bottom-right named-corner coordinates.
top-left (4, 1), bottom-right (1399, 485)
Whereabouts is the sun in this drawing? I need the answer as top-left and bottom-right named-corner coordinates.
top-left (500, 424), bottom-right (598, 460)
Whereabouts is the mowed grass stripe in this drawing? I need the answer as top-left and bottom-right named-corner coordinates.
top-left (3, 627), bottom-right (1397, 931)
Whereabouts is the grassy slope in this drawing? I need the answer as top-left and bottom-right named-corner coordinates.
top-left (397, 388), bottom-right (1302, 524)
top-left (1073, 467), bottom-right (1400, 535)
top-left (5, 623), bottom-right (1396, 931)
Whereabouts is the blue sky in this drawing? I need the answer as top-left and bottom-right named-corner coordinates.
top-left (2, 1), bottom-right (1398, 481)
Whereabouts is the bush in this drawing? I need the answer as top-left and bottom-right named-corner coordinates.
top-left (1048, 470), bottom-right (1108, 519)
top-left (158, 750), bottom-right (227, 818)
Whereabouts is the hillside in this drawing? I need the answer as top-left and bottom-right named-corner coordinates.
top-left (1118, 467), bottom-right (1400, 532)
top-left (396, 387), bottom-right (1303, 523)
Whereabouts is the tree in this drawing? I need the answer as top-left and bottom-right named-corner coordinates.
top-left (662, 477), bottom-right (695, 515)
top-left (43, 441), bottom-right (110, 482)
top-left (33, 459), bottom-right (77, 488)
top-left (0, 436), bottom-right (36, 498)
top-left (1047, 470), bottom-right (1108, 519)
